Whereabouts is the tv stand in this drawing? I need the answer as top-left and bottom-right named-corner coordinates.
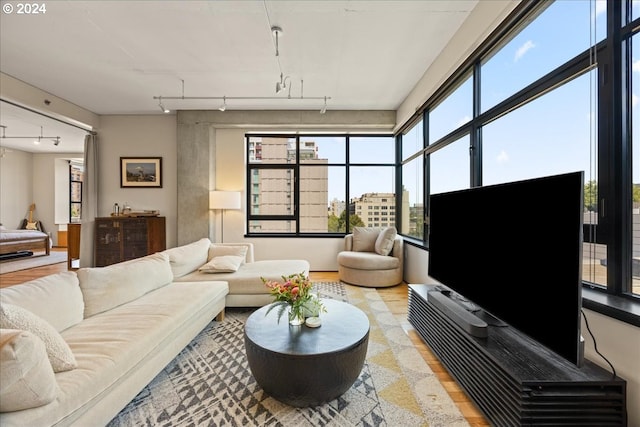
top-left (408, 284), bottom-right (627, 426)
top-left (427, 290), bottom-right (488, 338)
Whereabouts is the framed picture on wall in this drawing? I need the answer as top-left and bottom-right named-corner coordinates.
top-left (120, 157), bottom-right (162, 188)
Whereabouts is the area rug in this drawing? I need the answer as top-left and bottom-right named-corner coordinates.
top-left (0, 250), bottom-right (67, 274)
top-left (107, 282), bottom-right (469, 427)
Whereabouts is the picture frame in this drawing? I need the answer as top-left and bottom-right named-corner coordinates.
top-left (120, 157), bottom-right (162, 188)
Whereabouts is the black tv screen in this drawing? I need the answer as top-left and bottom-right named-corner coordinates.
top-left (428, 171), bottom-right (584, 365)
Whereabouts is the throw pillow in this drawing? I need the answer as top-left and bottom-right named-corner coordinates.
top-left (0, 329), bottom-right (57, 412)
top-left (199, 255), bottom-right (244, 273)
top-left (163, 238), bottom-right (211, 278)
top-left (352, 227), bottom-right (381, 252)
top-left (375, 226), bottom-right (397, 256)
top-left (0, 304), bottom-right (76, 373)
top-left (208, 245), bottom-right (248, 263)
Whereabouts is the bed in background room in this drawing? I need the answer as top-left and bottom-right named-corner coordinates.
top-left (0, 228), bottom-right (50, 257)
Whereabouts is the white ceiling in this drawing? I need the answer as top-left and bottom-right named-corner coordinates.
top-left (0, 0), bottom-right (479, 153)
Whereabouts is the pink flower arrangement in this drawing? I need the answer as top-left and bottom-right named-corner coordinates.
top-left (262, 272), bottom-right (323, 324)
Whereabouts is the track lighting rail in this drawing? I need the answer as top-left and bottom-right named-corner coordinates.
top-left (153, 94), bottom-right (331, 114)
top-left (0, 125), bottom-right (61, 145)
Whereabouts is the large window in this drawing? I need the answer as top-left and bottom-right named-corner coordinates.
top-left (398, 0), bottom-right (638, 317)
top-left (69, 162), bottom-right (83, 223)
top-left (247, 134), bottom-right (394, 235)
top-left (401, 119), bottom-right (424, 239)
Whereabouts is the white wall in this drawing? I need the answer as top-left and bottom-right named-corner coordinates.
top-left (96, 115), bottom-right (178, 248)
top-left (0, 149), bottom-right (82, 245)
top-left (0, 149), bottom-right (33, 229)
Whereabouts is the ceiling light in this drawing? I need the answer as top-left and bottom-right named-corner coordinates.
top-left (218, 96), bottom-right (227, 112)
top-left (158, 97), bottom-right (170, 113)
top-left (276, 73), bottom-right (291, 94)
top-left (320, 96), bottom-right (327, 114)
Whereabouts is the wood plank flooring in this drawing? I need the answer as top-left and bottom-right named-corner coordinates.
top-left (0, 258), bottom-right (490, 426)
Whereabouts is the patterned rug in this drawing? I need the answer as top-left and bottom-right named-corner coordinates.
top-left (107, 282), bottom-right (469, 427)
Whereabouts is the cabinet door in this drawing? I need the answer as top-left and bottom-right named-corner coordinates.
top-left (146, 217), bottom-right (166, 253)
top-left (122, 219), bottom-right (148, 261)
top-left (95, 219), bottom-right (122, 267)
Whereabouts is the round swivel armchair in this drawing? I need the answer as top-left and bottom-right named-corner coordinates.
top-left (337, 227), bottom-right (403, 288)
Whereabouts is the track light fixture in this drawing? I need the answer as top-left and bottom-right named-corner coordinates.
top-left (276, 73), bottom-right (291, 94)
top-left (158, 97), bottom-right (170, 113)
top-left (153, 24), bottom-right (331, 114)
top-left (320, 96), bottom-right (327, 114)
top-left (272, 26), bottom-right (283, 57)
top-left (153, 82), bottom-right (331, 113)
top-left (0, 125), bottom-right (62, 146)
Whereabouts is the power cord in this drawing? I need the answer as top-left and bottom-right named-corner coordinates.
top-left (581, 309), bottom-right (617, 380)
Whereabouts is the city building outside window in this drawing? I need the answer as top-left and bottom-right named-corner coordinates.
top-left (69, 162), bottom-right (83, 223)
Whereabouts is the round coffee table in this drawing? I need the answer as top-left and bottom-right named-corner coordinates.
top-left (244, 298), bottom-right (369, 407)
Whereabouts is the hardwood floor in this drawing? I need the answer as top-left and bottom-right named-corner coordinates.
top-left (0, 261), bottom-right (489, 426)
top-left (0, 248), bottom-right (69, 288)
top-left (312, 272), bottom-right (490, 426)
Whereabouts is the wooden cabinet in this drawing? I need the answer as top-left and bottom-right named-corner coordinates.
top-left (67, 223), bottom-right (81, 269)
top-left (94, 217), bottom-right (166, 267)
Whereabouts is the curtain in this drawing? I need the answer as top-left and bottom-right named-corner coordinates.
top-left (79, 133), bottom-right (98, 267)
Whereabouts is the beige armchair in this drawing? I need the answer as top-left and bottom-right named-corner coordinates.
top-left (337, 227), bottom-right (404, 287)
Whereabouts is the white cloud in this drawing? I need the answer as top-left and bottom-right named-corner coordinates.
top-left (514, 40), bottom-right (535, 62)
top-left (595, 0), bottom-right (606, 17)
top-left (456, 115), bottom-right (471, 127)
top-left (633, 93), bottom-right (639, 107)
top-left (496, 150), bottom-right (509, 164)
top-left (633, 59), bottom-right (640, 73)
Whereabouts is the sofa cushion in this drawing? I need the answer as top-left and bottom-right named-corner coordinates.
top-left (208, 245), bottom-right (248, 263)
top-left (0, 329), bottom-right (57, 412)
top-left (163, 238), bottom-right (211, 278)
top-left (352, 227), bottom-right (381, 252)
top-left (0, 304), bottom-right (77, 372)
top-left (178, 259), bottom-right (310, 296)
top-left (375, 226), bottom-right (397, 256)
top-left (77, 252), bottom-right (173, 318)
top-left (0, 271), bottom-right (83, 332)
top-left (199, 255), bottom-right (244, 273)
top-left (337, 251), bottom-right (400, 271)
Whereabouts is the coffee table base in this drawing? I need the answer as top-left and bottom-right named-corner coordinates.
top-left (245, 334), bottom-right (369, 407)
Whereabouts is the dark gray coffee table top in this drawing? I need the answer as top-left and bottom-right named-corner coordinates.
top-left (245, 298), bottom-right (369, 355)
top-left (244, 298), bottom-right (370, 407)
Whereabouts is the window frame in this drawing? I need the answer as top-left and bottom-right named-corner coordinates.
top-left (69, 162), bottom-right (83, 223)
top-left (246, 133), bottom-right (395, 237)
top-left (396, 0), bottom-right (639, 326)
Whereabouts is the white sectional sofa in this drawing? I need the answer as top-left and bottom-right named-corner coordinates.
top-left (0, 238), bottom-right (309, 427)
top-left (171, 238), bottom-right (310, 307)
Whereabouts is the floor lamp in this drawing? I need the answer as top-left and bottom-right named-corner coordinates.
top-left (209, 191), bottom-right (241, 243)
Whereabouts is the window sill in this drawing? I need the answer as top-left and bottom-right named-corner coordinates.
top-left (582, 287), bottom-right (640, 327)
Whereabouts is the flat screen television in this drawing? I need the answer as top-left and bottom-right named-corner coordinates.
top-left (427, 171), bottom-right (584, 366)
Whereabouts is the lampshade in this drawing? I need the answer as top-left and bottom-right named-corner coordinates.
top-left (209, 191), bottom-right (241, 210)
